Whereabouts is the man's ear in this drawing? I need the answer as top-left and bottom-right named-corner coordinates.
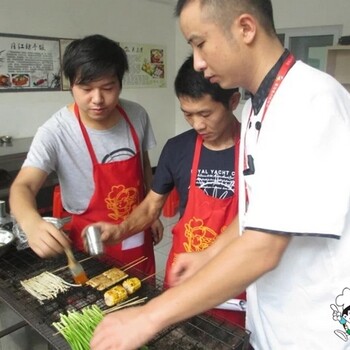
top-left (236, 14), bottom-right (257, 44)
top-left (230, 91), bottom-right (241, 111)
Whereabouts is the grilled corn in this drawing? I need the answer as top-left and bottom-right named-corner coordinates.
top-left (104, 285), bottom-right (128, 306)
top-left (122, 277), bottom-right (142, 294)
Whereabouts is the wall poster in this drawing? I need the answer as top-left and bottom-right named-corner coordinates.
top-left (0, 33), bottom-right (62, 92)
top-left (121, 42), bottom-right (166, 88)
top-left (0, 33), bottom-right (167, 92)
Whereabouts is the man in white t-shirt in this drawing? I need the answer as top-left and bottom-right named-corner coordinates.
top-left (10, 35), bottom-right (162, 275)
top-left (90, 2), bottom-right (350, 350)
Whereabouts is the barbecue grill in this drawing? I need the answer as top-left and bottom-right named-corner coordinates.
top-left (0, 247), bottom-right (250, 349)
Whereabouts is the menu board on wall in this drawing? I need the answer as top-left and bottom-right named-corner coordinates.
top-left (0, 33), bottom-right (62, 91)
top-left (121, 42), bottom-right (166, 88)
top-left (0, 33), bottom-right (167, 92)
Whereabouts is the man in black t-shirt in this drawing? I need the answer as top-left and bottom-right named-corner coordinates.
top-left (92, 55), bottom-right (244, 326)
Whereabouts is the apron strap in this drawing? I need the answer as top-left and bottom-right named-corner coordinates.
top-left (116, 105), bottom-right (140, 154)
top-left (74, 103), bottom-right (99, 165)
top-left (189, 135), bottom-right (203, 188)
top-left (74, 103), bottom-right (140, 165)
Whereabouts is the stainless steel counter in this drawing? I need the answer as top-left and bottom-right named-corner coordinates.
top-left (0, 137), bottom-right (33, 161)
top-left (0, 137), bottom-right (58, 215)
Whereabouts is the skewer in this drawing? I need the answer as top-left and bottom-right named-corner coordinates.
top-left (141, 273), bottom-right (156, 282)
top-left (51, 256), bottom-right (94, 273)
top-left (104, 296), bottom-right (148, 314)
top-left (122, 256), bottom-right (148, 272)
top-left (121, 256), bottom-right (146, 270)
top-left (104, 295), bottom-right (139, 312)
top-left (52, 254), bottom-right (146, 274)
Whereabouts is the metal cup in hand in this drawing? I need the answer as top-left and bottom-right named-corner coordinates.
top-left (85, 225), bottom-right (104, 256)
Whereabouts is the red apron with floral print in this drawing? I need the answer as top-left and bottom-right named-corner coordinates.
top-left (165, 134), bottom-right (246, 327)
top-left (69, 103), bottom-right (155, 275)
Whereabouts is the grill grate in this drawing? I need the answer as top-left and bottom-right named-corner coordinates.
top-left (0, 247), bottom-right (250, 349)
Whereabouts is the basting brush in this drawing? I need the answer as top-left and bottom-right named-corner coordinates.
top-left (64, 247), bottom-right (88, 285)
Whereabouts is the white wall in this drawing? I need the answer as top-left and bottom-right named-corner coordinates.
top-left (0, 0), bottom-right (176, 166)
top-left (273, 0), bottom-right (350, 33)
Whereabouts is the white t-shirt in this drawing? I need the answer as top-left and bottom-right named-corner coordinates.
top-left (239, 61), bottom-right (350, 349)
top-left (23, 99), bottom-right (156, 214)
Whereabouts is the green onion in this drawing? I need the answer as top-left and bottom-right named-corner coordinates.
top-left (52, 305), bottom-right (104, 350)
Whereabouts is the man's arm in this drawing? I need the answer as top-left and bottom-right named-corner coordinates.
top-left (152, 229), bottom-right (290, 321)
top-left (9, 167), bottom-right (70, 257)
top-left (142, 151), bottom-right (153, 193)
top-left (91, 229), bottom-right (290, 350)
top-left (95, 189), bottom-right (168, 245)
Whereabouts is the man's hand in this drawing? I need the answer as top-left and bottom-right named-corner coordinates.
top-left (85, 222), bottom-right (126, 245)
top-left (167, 249), bottom-right (210, 287)
top-left (23, 217), bottom-right (71, 257)
top-left (150, 218), bottom-right (163, 245)
top-left (90, 306), bottom-right (156, 350)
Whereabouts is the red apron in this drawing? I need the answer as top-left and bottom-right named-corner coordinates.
top-left (69, 103), bottom-right (155, 275)
top-left (165, 134), bottom-right (246, 327)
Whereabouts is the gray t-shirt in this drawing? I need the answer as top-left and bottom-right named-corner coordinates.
top-left (23, 99), bottom-right (156, 213)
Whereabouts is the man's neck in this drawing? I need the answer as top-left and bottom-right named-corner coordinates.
top-left (203, 117), bottom-right (240, 151)
top-left (245, 40), bottom-right (285, 95)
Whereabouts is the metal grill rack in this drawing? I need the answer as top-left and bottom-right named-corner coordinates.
top-left (0, 247), bottom-right (250, 349)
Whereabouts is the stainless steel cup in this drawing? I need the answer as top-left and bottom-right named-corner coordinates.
top-left (85, 225), bottom-right (104, 256)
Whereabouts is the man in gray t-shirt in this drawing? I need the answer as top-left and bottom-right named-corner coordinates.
top-left (10, 35), bottom-right (162, 275)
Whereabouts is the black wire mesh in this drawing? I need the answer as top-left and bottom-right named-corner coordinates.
top-left (0, 247), bottom-right (250, 349)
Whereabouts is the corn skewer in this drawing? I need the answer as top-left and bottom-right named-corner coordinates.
top-left (104, 296), bottom-right (148, 314)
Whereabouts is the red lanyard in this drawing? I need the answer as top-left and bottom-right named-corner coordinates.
top-left (243, 54), bottom-right (296, 173)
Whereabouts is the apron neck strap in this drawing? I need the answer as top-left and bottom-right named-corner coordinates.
top-left (74, 103), bottom-right (140, 165)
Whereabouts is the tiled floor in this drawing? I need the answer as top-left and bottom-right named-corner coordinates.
top-left (0, 212), bottom-right (179, 350)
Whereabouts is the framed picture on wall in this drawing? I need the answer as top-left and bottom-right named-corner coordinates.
top-left (59, 38), bottom-right (75, 91)
top-left (0, 33), bottom-right (62, 92)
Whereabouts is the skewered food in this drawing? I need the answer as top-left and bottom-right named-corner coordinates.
top-left (52, 305), bottom-right (103, 350)
top-left (86, 267), bottom-right (128, 291)
top-left (103, 267), bottom-right (127, 280)
top-left (85, 274), bottom-right (109, 288)
top-left (103, 277), bottom-right (142, 306)
top-left (104, 285), bottom-right (128, 306)
top-left (53, 304), bottom-right (149, 350)
top-left (21, 272), bottom-right (79, 301)
top-left (122, 277), bottom-right (141, 294)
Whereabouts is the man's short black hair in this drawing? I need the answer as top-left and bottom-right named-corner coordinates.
top-left (175, 55), bottom-right (238, 109)
top-left (63, 34), bottom-right (129, 87)
top-left (175, 0), bottom-right (276, 35)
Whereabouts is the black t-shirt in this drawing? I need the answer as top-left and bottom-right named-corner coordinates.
top-left (152, 129), bottom-right (237, 217)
